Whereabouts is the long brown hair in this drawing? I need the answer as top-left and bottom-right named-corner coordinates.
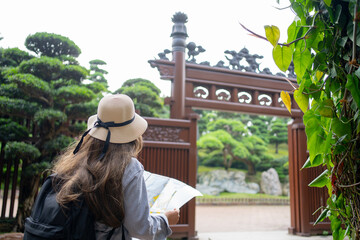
top-left (52, 135), bottom-right (143, 228)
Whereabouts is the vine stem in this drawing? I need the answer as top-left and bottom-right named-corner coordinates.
top-left (338, 181), bottom-right (360, 188)
top-left (343, 0), bottom-right (359, 105)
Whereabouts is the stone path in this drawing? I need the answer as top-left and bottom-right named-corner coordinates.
top-left (195, 205), bottom-right (333, 240)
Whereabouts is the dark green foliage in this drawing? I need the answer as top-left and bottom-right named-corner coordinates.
top-left (0, 32), bottom-right (100, 231)
top-left (89, 59), bottom-right (108, 74)
top-left (22, 161), bottom-right (51, 176)
top-left (0, 96), bottom-right (39, 117)
top-left (89, 59), bottom-right (106, 65)
top-left (89, 72), bottom-right (107, 83)
top-left (117, 78), bottom-right (161, 95)
top-left (88, 59), bottom-right (108, 88)
top-left (19, 56), bottom-right (63, 81)
top-left (65, 100), bottom-right (98, 120)
top-left (50, 78), bottom-right (78, 89)
top-left (197, 114), bottom-right (272, 174)
top-left (33, 109), bottom-right (67, 125)
top-left (1, 67), bottom-right (19, 83)
top-left (61, 65), bottom-right (88, 82)
top-left (268, 118), bottom-right (288, 153)
top-left (247, 115), bottom-right (272, 142)
top-left (43, 135), bottom-right (74, 155)
top-left (55, 85), bottom-right (95, 107)
top-left (68, 122), bottom-right (87, 136)
top-left (1, 48), bottom-right (33, 67)
top-left (0, 83), bottom-right (24, 99)
top-left (58, 55), bottom-right (79, 65)
top-left (0, 118), bottom-right (29, 142)
top-left (85, 82), bottom-right (108, 94)
top-left (25, 32), bottom-right (81, 58)
top-left (114, 78), bottom-right (164, 117)
top-left (5, 142), bottom-right (40, 161)
top-left (7, 73), bottom-right (51, 100)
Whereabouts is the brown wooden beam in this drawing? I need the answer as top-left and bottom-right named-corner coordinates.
top-left (186, 97), bottom-right (302, 118)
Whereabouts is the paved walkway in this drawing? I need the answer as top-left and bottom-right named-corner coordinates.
top-left (195, 205), bottom-right (333, 240)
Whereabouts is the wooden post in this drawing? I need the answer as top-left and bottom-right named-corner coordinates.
top-left (170, 12), bottom-right (188, 119)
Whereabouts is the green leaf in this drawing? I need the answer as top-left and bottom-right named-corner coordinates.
top-left (294, 89), bottom-right (309, 113)
top-left (302, 154), bottom-right (322, 169)
top-left (332, 117), bottom-right (352, 141)
top-left (303, 110), bottom-right (325, 163)
top-left (317, 99), bottom-right (335, 118)
top-left (265, 25), bottom-right (280, 47)
top-left (273, 45), bottom-right (293, 72)
top-left (345, 74), bottom-right (360, 108)
top-left (312, 154), bottom-right (324, 167)
top-left (324, 0), bottom-right (331, 7)
top-left (302, 157), bottom-right (312, 169)
top-left (330, 214), bottom-right (343, 240)
top-left (293, 48), bottom-right (312, 79)
top-left (347, 21), bottom-right (360, 47)
top-left (313, 52), bottom-right (327, 71)
top-left (334, 4), bottom-right (342, 24)
top-left (314, 207), bottom-right (329, 225)
top-left (287, 21), bottom-right (298, 44)
top-left (308, 169), bottom-right (329, 187)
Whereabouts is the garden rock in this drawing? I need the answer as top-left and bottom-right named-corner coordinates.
top-left (282, 182), bottom-right (290, 196)
top-left (197, 170), bottom-right (260, 195)
top-left (260, 168), bottom-right (282, 196)
top-left (196, 184), bottom-right (222, 195)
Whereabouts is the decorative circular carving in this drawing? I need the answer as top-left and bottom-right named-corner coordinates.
top-left (238, 91), bottom-right (252, 104)
top-left (216, 89), bottom-right (230, 101)
top-left (258, 94), bottom-right (272, 106)
top-left (193, 86), bottom-right (209, 99)
top-left (278, 97), bottom-right (285, 107)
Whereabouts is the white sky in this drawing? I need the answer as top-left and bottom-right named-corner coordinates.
top-left (0, 0), bottom-right (295, 97)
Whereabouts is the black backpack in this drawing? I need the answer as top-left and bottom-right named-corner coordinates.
top-left (23, 174), bottom-right (97, 240)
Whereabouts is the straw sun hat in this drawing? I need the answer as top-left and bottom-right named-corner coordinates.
top-left (73, 94), bottom-right (148, 160)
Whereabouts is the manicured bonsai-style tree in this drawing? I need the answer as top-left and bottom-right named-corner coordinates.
top-left (114, 78), bottom-right (166, 117)
top-left (0, 32), bottom-right (98, 231)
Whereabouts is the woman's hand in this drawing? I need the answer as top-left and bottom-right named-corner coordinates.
top-left (164, 209), bottom-right (180, 225)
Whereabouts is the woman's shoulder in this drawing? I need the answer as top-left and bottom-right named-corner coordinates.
top-left (122, 157), bottom-right (144, 187)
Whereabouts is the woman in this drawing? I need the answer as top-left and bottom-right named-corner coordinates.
top-left (52, 94), bottom-right (179, 239)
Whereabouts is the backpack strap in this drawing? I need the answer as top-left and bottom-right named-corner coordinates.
top-left (106, 228), bottom-right (115, 240)
top-left (105, 226), bottom-right (125, 240)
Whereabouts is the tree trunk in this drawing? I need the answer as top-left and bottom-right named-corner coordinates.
top-left (275, 142), bottom-right (279, 154)
top-left (13, 166), bottom-right (41, 232)
top-left (245, 160), bottom-right (256, 175)
top-left (229, 152), bottom-right (256, 175)
top-left (223, 148), bottom-right (232, 170)
top-left (0, 141), bottom-right (6, 183)
top-left (223, 150), bottom-right (228, 171)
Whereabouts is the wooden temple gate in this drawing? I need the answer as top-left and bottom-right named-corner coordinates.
top-left (147, 12), bottom-right (331, 237)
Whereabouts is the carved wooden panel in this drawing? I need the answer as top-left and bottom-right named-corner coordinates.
top-left (142, 125), bottom-right (186, 142)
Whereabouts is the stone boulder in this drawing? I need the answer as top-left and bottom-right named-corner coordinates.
top-left (260, 168), bottom-right (282, 196)
top-left (282, 182), bottom-right (290, 197)
top-left (197, 170), bottom-right (260, 195)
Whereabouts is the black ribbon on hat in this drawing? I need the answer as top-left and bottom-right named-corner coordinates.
top-left (73, 116), bottom-right (135, 161)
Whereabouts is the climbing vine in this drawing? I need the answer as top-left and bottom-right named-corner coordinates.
top-left (244, 0), bottom-right (360, 239)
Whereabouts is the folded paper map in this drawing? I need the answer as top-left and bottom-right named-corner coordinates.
top-left (144, 171), bottom-right (202, 214)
